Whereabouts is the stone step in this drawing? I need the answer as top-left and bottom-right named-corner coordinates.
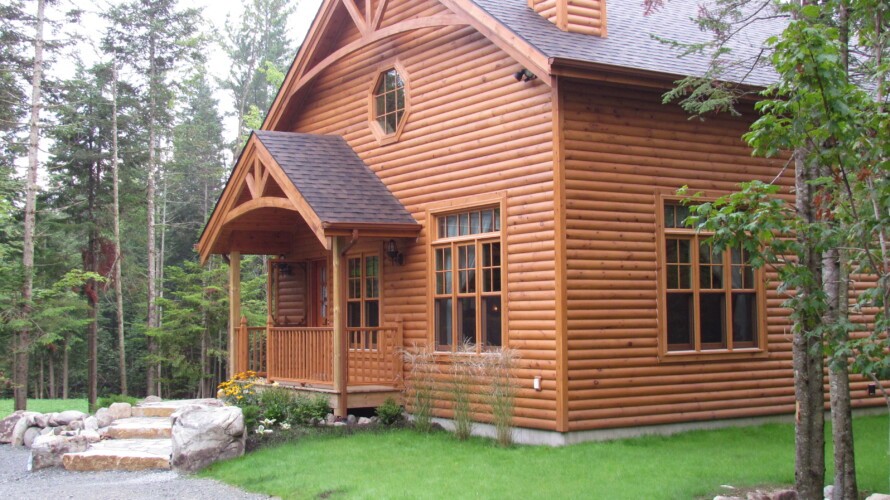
top-left (104, 416), bottom-right (172, 439)
top-left (62, 438), bottom-right (172, 471)
top-left (131, 398), bottom-right (222, 418)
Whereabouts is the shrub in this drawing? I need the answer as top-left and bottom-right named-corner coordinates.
top-left (483, 348), bottom-right (519, 446)
top-left (403, 345), bottom-right (437, 432)
top-left (94, 394), bottom-right (139, 412)
top-left (289, 394), bottom-right (330, 425)
top-left (375, 397), bottom-right (403, 426)
top-left (217, 371), bottom-right (262, 408)
top-left (449, 343), bottom-right (481, 440)
top-left (258, 387), bottom-right (295, 423)
top-left (241, 404), bottom-right (261, 434)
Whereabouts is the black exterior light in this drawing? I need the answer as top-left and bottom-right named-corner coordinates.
top-left (386, 239), bottom-right (404, 266)
top-left (513, 68), bottom-right (537, 82)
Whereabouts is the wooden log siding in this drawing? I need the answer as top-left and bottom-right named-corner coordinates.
top-left (285, 0), bottom-right (558, 429)
top-left (560, 78), bottom-right (883, 432)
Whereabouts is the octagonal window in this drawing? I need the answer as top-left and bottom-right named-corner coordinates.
top-left (373, 69), bottom-right (405, 136)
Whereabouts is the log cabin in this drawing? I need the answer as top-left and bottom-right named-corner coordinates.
top-left (197, 0), bottom-right (885, 444)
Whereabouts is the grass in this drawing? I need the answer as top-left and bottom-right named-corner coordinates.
top-left (202, 414), bottom-right (890, 500)
top-left (0, 398), bottom-right (89, 417)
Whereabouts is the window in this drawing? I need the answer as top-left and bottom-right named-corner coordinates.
top-left (372, 69), bottom-right (405, 136)
top-left (348, 254), bottom-right (380, 349)
top-left (432, 206), bottom-right (503, 352)
top-left (659, 200), bottom-right (764, 356)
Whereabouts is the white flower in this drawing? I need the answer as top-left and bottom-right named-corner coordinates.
top-left (254, 425), bottom-right (265, 434)
top-left (280, 422), bottom-right (291, 430)
top-left (260, 418), bottom-right (276, 426)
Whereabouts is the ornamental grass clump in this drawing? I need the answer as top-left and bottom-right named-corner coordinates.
top-left (403, 345), bottom-right (438, 433)
top-left (483, 348), bottom-right (519, 446)
top-left (449, 343), bottom-right (481, 441)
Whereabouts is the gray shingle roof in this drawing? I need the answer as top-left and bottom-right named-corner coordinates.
top-left (471, 0), bottom-right (782, 87)
top-left (254, 130), bottom-right (418, 226)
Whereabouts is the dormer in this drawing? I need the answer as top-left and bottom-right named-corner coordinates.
top-left (528, 0), bottom-right (608, 37)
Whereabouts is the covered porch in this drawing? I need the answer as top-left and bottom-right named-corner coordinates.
top-left (198, 130), bottom-right (421, 415)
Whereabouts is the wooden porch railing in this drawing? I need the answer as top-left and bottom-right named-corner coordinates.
top-left (347, 327), bottom-right (402, 385)
top-left (235, 320), bottom-right (403, 387)
top-left (268, 327), bottom-right (334, 384)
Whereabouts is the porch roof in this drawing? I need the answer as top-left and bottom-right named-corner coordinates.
top-left (255, 131), bottom-right (417, 226)
top-left (197, 131), bottom-right (420, 263)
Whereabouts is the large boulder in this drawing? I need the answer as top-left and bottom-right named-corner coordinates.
top-left (107, 402), bottom-right (132, 420)
top-left (95, 407), bottom-right (114, 428)
top-left (170, 404), bottom-right (245, 474)
top-left (23, 427), bottom-right (41, 448)
top-left (27, 435), bottom-right (90, 471)
top-left (48, 410), bottom-right (88, 427)
top-left (11, 412), bottom-right (42, 446)
top-left (0, 411), bottom-right (26, 443)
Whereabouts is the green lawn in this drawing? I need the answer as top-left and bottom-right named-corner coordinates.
top-left (0, 398), bottom-right (89, 417)
top-left (202, 414), bottom-right (889, 500)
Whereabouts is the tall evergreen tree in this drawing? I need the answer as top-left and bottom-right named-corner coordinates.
top-left (103, 0), bottom-right (204, 396)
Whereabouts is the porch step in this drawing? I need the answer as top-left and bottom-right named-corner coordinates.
top-left (104, 416), bottom-right (173, 439)
top-left (61, 438), bottom-right (172, 471)
top-left (131, 398), bottom-right (220, 418)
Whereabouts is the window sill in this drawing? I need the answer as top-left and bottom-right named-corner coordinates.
top-left (658, 348), bottom-right (769, 363)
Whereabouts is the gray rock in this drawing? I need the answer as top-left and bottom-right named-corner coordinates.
top-left (49, 410), bottom-right (88, 427)
top-left (83, 416), bottom-right (99, 431)
top-left (770, 491), bottom-right (797, 500)
top-left (333, 422), bottom-right (346, 427)
top-left (27, 434), bottom-right (90, 471)
top-left (11, 412), bottom-right (42, 446)
top-left (369, 416), bottom-right (379, 424)
top-left (80, 429), bottom-right (101, 443)
top-left (33, 413), bottom-right (53, 428)
top-left (714, 496), bottom-right (743, 500)
top-left (23, 427), bottom-right (41, 448)
top-left (325, 413), bottom-right (336, 425)
top-left (747, 493), bottom-right (770, 500)
top-left (38, 427), bottom-right (54, 436)
top-left (823, 485), bottom-right (834, 499)
top-left (107, 402), bottom-right (132, 420)
top-left (357, 417), bottom-right (372, 426)
top-left (346, 414), bottom-right (356, 425)
top-left (142, 395), bottom-right (162, 403)
top-left (865, 495), bottom-right (890, 500)
top-left (67, 420), bottom-right (84, 431)
top-left (170, 404), bottom-right (245, 474)
top-left (95, 407), bottom-right (114, 427)
top-left (0, 411), bottom-right (26, 443)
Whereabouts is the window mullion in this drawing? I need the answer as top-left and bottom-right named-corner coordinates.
top-left (692, 236), bottom-right (701, 352)
top-left (451, 242), bottom-right (458, 353)
top-left (475, 240), bottom-right (482, 353)
top-left (725, 251), bottom-right (734, 351)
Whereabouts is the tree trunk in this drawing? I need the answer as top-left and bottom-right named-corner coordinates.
top-left (111, 61), bottom-right (128, 397)
top-left (48, 350), bottom-right (55, 399)
top-left (828, 250), bottom-right (856, 500)
top-left (16, 0), bottom-right (47, 412)
top-left (38, 352), bottom-right (44, 399)
top-left (146, 31), bottom-right (158, 397)
top-left (62, 333), bottom-right (69, 400)
top-left (793, 147), bottom-right (825, 500)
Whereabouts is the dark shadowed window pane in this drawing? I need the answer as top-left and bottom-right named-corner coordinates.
top-left (732, 292), bottom-right (757, 346)
top-left (667, 292), bottom-right (694, 348)
top-left (436, 298), bottom-right (452, 348)
top-left (482, 296), bottom-right (501, 348)
top-left (458, 297), bottom-right (476, 346)
top-left (347, 302), bottom-right (361, 328)
top-left (699, 292), bottom-right (726, 348)
top-left (365, 300), bottom-right (379, 328)
top-left (481, 210), bottom-right (493, 232)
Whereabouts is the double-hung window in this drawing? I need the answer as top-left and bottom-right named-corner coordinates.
top-left (659, 200), bottom-right (765, 357)
top-left (432, 206), bottom-right (504, 352)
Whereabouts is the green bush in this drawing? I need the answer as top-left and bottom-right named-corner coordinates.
top-left (375, 397), bottom-right (403, 426)
top-left (242, 405), bottom-right (261, 433)
top-left (93, 394), bottom-right (139, 413)
top-left (289, 394), bottom-right (330, 425)
top-left (258, 387), bottom-right (295, 424)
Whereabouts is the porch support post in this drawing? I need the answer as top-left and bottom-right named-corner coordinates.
top-left (332, 236), bottom-right (348, 417)
top-left (228, 250), bottom-right (241, 378)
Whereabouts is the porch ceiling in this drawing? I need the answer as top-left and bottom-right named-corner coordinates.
top-left (198, 131), bottom-right (421, 263)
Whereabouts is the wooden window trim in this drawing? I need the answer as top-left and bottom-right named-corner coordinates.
top-left (427, 195), bottom-right (507, 355)
top-left (368, 60), bottom-right (411, 146)
top-left (656, 192), bottom-right (769, 363)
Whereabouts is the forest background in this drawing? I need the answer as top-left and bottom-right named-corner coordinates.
top-left (1, 0), bottom-right (321, 405)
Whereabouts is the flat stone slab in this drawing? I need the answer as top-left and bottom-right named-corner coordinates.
top-left (131, 399), bottom-right (223, 418)
top-left (105, 417), bottom-right (172, 439)
top-left (62, 439), bottom-right (172, 471)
